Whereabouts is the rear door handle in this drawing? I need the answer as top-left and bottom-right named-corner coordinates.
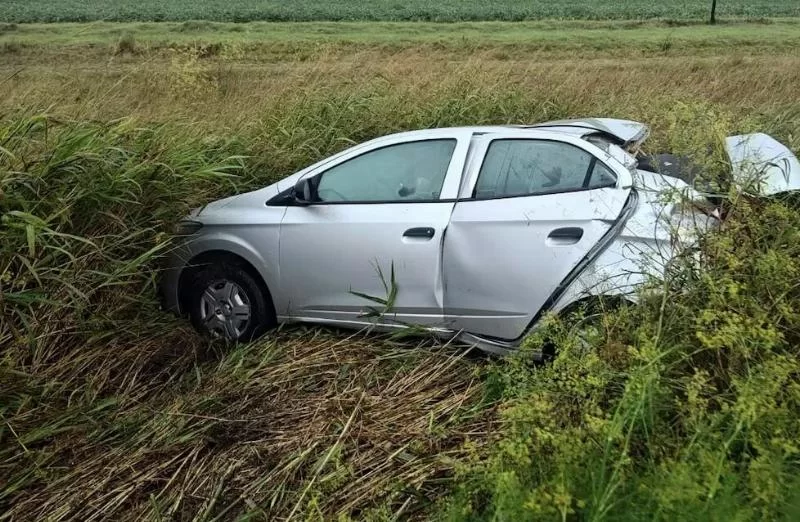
top-left (403, 227), bottom-right (435, 239)
top-left (547, 227), bottom-right (584, 245)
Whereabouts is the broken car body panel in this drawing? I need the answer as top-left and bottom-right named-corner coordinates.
top-left (725, 133), bottom-right (800, 195)
top-left (531, 118), bottom-right (650, 149)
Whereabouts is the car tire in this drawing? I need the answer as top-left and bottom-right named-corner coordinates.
top-left (186, 263), bottom-right (276, 343)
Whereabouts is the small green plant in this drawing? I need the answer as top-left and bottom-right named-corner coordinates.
top-left (659, 33), bottom-right (674, 52)
top-left (350, 261), bottom-right (398, 321)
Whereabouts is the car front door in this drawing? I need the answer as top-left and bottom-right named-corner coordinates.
top-left (442, 131), bottom-right (633, 340)
top-left (277, 131), bottom-right (471, 329)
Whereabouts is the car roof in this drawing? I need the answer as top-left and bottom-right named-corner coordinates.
top-left (377, 125), bottom-right (593, 141)
top-left (374, 118), bottom-right (649, 146)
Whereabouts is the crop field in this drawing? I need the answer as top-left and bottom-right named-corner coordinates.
top-left (1, 0), bottom-right (800, 23)
top-left (3, 17), bottom-right (800, 522)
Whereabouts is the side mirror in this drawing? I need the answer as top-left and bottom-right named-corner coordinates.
top-left (292, 178), bottom-right (314, 205)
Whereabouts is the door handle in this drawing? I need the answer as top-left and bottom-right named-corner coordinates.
top-left (547, 227), bottom-right (584, 245)
top-left (403, 227), bottom-right (435, 239)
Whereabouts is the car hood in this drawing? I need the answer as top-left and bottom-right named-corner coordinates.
top-left (531, 118), bottom-right (650, 149)
top-left (190, 183), bottom-right (282, 224)
top-left (725, 133), bottom-right (800, 195)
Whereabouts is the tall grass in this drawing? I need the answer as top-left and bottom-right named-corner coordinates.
top-left (0, 115), bottom-right (247, 349)
top-left (0, 113), bottom-right (487, 520)
top-left (2, 31), bottom-right (800, 520)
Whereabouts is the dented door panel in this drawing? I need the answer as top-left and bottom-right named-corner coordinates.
top-left (442, 132), bottom-right (633, 340)
top-left (443, 188), bottom-right (629, 340)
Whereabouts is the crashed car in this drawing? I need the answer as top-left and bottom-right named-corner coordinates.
top-left (160, 118), bottom-right (800, 353)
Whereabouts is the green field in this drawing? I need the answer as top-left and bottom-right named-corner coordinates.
top-left (0, 0), bottom-right (799, 23)
top-left (4, 20), bottom-right (800, 55)
top-left (3, 17), bottom-right (800, 522)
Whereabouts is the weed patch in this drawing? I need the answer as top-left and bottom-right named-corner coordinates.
top-left (114, 31), bottom-right (137, 54)
top-left (442, 194), bottom-right (800, 520)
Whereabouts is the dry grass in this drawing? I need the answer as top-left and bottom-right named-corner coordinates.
top-left (2, 21), bottom-right (800, 521)
top-left (2, 45), bottom-right (799, 140)
top-left (3, 326), bottom-right (491, 520)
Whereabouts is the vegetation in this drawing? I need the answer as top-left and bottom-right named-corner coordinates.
top-left (2, 20), bottom-right (800, 521)
top-left (1, 0), bottom-right (799, 23)
top-left (4, 20), bottom-right (800, 55)
top-left (446, 195), bottom-right (800, 520)
top-left (0, 113), bottom-right (489, 520)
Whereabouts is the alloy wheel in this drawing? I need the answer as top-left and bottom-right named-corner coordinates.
top-left (198, 279), bottom-right (251, 340)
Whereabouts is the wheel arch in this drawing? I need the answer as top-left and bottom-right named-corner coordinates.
top-left (177, 249), bottom-right (276, 317)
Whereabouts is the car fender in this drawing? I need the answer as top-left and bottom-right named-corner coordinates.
top-left (171, 229), bottom-right (281, 314)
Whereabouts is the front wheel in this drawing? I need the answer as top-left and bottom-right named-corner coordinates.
top-left (186, 263), bottom-right (276, 342)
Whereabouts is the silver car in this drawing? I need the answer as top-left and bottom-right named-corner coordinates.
top-left (160, 118), bottom-right (800, 353)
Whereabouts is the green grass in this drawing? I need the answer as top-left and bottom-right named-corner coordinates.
top-left (4, 19), bottom-right (800, 69)
top-left (3, 20), bottom-right (800, 54)
top-left (0, 0), bottom-right (799, 23)
top-left (3, 20), bottom-right (800, 521)
top-left (0, 114), bottom-right (487, 520)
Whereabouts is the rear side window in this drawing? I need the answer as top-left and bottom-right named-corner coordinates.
top-left (474, 139), bottom-right (616, 199)
top-left (588, 161), bottom-right (616, 188)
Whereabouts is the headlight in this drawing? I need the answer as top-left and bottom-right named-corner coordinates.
top-left (175, 220), bottom-right (204, 236)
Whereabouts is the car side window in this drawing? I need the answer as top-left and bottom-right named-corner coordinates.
top-left (315, 139), bottom-right (456, 202)
top-left (474, 139), bottom-right (616, 199)
top-left (587, 161), bottom-right (617, 189)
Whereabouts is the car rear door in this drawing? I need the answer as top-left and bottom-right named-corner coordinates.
top-left (277, 130), bottom-right (472, 329)
top-left (442, 130), bottom-right (633, 340)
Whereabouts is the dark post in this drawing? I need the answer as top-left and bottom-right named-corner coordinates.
top-left (710, 0), bottom-right (717, 24)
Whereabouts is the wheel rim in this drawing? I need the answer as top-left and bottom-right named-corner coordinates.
top-left (199, 280), bottom-right (251, 340)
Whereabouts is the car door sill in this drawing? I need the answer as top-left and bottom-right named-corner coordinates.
top-left (280, 315), bottom-right (455, 335)
top-left (455, 331), bottom-right (519, 356)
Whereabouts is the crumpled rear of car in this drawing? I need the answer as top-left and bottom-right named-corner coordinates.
top-left (550, 124), bottom-right (799, 314)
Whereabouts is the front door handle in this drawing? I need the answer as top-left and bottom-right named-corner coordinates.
top-left (547, 227), bottom-right (584, 245)
top-left (403, 227), bottom-right (435, 239)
